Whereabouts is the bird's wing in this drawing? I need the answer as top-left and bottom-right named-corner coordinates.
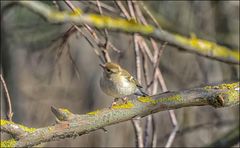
top-left (122, 69), bottom-right (143, 88)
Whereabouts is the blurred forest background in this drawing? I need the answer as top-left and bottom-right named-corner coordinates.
top-left (1, 1), bottom-right (239, 147)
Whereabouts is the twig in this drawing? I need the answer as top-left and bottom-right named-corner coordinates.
top-left (64, 0), bottom-right (112, 63)
top-left (51, 25), bottom-right (83, 82)
top-left (108, 42), bottom-right (121, 53)
top-left (84, 25), bottom-right (111, 63)
top-left (139, 1), bottom-right (162, 29)
top-left (133, 25), bottom-right (144, 148)
top-left (0, 74), bottom-right (13, 121)
top-left (165, 125), bottom-right (179, 148)
top-left (132, 1), bottom-right (164, 146)
top-left (132, 117), bottom-right (144, 148)
top-left (151, 115), bottom-right (157, 148)
top-left (137, 34), bottom-right (177, 147)
top-left (153, 59), bottom-right (179, 147)
top-left (74, 26), bottom-right (105, 63)
top-left (66, 44), bottom-right (81, 80)
top-left (115, 1), bottom-right (131, 19)
top-left (133, 2), bottom-right (165, 146)
top-left (128, 1), bottom-right (136, 21)
top-left (127, 1), bottom-right (145, 147)
top-left (153, 64), bottom-right (179, 148)
top-left (87, 1), bottom-right (118, 14)
top-left (137, 34), bottom-right (156, 148)
top-left (64, 0), bottom-right (75, 12)
top-left (117, 1), bottom-right (145, 147)
top-left (134, 35), bottom-right (142, 83)
top-left (96, 0), bottom-right (111, 63)
top-left (96, 0), bottom-right (109, 46)
top-left (155, 64), bottom-right (179, 148)
top-left (152, 42), bottom-right (167, 80)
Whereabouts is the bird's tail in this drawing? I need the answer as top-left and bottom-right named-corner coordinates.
top-left (135, 88), bottom-right (149, 97)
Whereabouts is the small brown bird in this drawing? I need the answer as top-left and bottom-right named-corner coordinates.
top-left (100, 62), bottom-right (148, 107)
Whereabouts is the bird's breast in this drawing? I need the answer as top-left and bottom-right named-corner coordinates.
top-left (100, 75), bottom-right (137, 98)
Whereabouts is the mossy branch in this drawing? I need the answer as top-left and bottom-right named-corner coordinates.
top-left (0, 82), bottom-right (239, 147)
top-left (0, 120), bottom-right (36, 139)
top-left (5, 1), bottom-right (239, 64)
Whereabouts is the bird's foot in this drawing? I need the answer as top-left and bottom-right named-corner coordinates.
top-left (109, 98), bottom-right (119, 109)
top-left (121, 97), bottom-right (128, 104)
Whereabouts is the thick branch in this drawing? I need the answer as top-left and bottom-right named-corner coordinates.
top-left (0, 82), bottom-right (239, 147)
top-left (7, 1), bottom-right (239, 64)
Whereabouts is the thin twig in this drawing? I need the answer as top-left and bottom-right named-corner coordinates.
top-left (108, 42), bottom-right (121, 53)
top-left (134, 36), bottom-right (142, 83)
top-left (83, 25), bottom-right (111, 62)
top-left (165, 125), bottom-right (179, 148)
top-left (155, 64), bottom-right (179, 148)
top-left (133, 2), bottom-right (161, 146)
top-left (128, 1), bottom-right (136, 20)
top-left (152, 60), bottom-right (179, 148)
top-left (137, 33), bottom-right (177, 148)
top-left (115, 1), bottom-right (131, 19)
top-left (87, 1), bottom-right (118, 14)
top-left (66, 44), bottom-right (81, 80)
top-left (96, 0), bottom-right (111, 63)
top-left (96, 0), bottom-right (109, 45)
top-left (64, 0), bottom-right (112, 63)
top-left (133, 34), bottom-right (144, 148)
top-left (137, 33), bottom-right (178, 148)
top-left (127, 1), bottom-right (145, 147)
top-left (139, 1), bottom-right (162, 29)
top-left (137, 35), bottom-right (155, 147)
top-left (0, 74), bottom-right (13, 121)
top-left (74, 26), bottom-right (105, 63)
top-left (64, 0), bottom-right (75, 11)
top-left (132, 117), bottom-right (144, 148)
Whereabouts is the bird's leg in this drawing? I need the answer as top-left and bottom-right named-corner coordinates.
top-left (121, 97), bottom-right (128, 104)
top-left (110, 98), bottom-right (119, 108)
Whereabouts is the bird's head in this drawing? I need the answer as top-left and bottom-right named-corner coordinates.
top-left (100, 62), bottom-right (121, 75)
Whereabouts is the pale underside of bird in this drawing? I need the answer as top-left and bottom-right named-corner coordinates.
top-left (100, 62), bottom-right (148, 107)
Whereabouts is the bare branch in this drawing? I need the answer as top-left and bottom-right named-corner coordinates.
top-left (0, 74), bottom-right (13, 121)
top-left (88, 1), bottom-right (118, 14)
top-left (96, 0), bottom-right (109, 45)
top-left (131, 117), bottom-right (144, 148)
top-left (63, 0), bottom-right (112, 63)
top-left (139, 1), bottom-right (162, 29)
top-left (165, 124), bottom-right (179, 148)
top-left (129, 1), bottom-right (145, 146)
top-left (115, 1), bottom-right (131, 19)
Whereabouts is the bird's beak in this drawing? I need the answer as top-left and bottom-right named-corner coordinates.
top-left (99, 64), bottom-right (105, 69)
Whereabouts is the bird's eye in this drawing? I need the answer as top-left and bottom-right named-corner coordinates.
top-left (106, 69), bottom-right (111, 73)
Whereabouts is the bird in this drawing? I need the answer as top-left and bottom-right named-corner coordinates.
top-left (99, 62), bottom-right (148, 107)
